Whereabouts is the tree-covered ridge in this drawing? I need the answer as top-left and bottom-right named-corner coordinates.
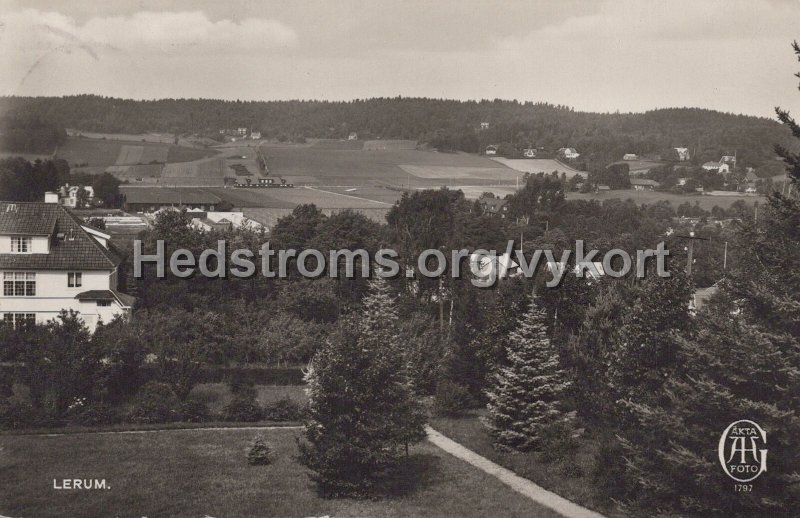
top-left (0, 95), bottom-right (793, 169)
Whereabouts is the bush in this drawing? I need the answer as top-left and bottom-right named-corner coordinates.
top-left (67, 402), bottom-right (122, 426)
top-left (0, 400), bottom-right (52, 429)
top-left (128, 381), bottom-right (180, 424)
top-left (222, 395), bottom-right (262, 422)
top-left (433, 380), bottom-right (473, 416)
top-left (176, 400), bottom-right (211, 423)
top-left (263, 397), bottom-right (303, 421)
top-left (247, 434), bottom-right (273, 465)
top-left (539, 420), bottom-right (580, 464)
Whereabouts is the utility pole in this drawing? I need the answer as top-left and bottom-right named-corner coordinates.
top-left (676, 231), bottom-right (709, 276)
top-left (723, 241), bottom-right (728, 270)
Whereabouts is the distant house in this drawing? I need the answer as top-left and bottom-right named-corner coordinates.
top-left (478, 196), bottom-right (508, 218)
top-left (191, 217), bottom-right (233, 232)
top-left (469, 252), bottom-right (520, 284)
top-left (237, 127), bottom-right (248, 136)
top-left (250, 131), bottom-right (262, 140)
top-left (548, 261), bottom-right (605, 282)
top-left (718, 163), bottom-right (730, 174)
top-left (720, 155), bottom-right (736, 164)
top-left (630, 178), bottom-right (660, 191)
top-left (59, 185), bottom-right (94, 208)
top-left (677, 177), bottom-right (688, 186)
top-left (623, 153), bottom-right (638, 161)
top-left (480, 122), bottom-right (490, 130)
top-left (348, 132), bottom-right (358, 141)
top-left (596, 184), bottom-right (611, 191)
top-left (485, 145), bottom-right (498, 156)
top-left (689, 286), bottom-right (718, 313)
top-left (744, 185), bottom-right (757, 194)
top-left (674, 147), bottom-right (691, 161)
top-left (558, 147), bottom-right (580, 160)
top-left (702, 161), bottom-right (722, 172)
top-left (523, 148), bottom-right (536, 158)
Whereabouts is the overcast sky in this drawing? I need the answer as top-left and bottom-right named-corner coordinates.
top-left (1, 0), bottom-right (799, 117)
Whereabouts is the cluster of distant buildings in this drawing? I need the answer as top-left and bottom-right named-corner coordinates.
top-left (219, 128), bottom-right (262, 141)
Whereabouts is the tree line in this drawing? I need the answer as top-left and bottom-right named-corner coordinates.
top-left (1, 95), bottom-right (794, 170)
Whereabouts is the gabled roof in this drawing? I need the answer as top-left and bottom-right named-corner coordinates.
top-left (75, 289), bottom-right (135, 308)
top-left (0, 202), bottom-right (121, 271)
top-left (630, 178), bottom-right (660, 186)
top-left (478, 196), bottom-right (507, 213)
top-left (0, 202), bottom-right (58, 235)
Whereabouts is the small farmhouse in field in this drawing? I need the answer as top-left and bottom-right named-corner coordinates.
top-left (250, 131), bottom-right (262, 140)
top-left (485, 145), bottom-right (498, 156)
top-left (523, 148), bottom-right (536, 158)
top-left (558, 147), bottom-right (580, 159)
top-left (348, 132), bottom-right (358, 141)
top-left (623, 153), bottom-right (639, 161)
top-left (630, 178), bottom-right (660, 191)
top-left (480, 122), bottom-right (490, 130)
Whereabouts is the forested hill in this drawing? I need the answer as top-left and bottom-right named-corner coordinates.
top-left (0, 95), bottom-right (793, 170)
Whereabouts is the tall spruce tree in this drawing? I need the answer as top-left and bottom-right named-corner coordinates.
top-left (298, 278), bottom-right (425, 497)
top-left (485, 297), bottom-right (572, 451)
top-left (612, 41), bottom-right (800, 515)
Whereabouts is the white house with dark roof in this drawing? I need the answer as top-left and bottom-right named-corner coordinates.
top-left (0, 197), bottom-right (133, 331)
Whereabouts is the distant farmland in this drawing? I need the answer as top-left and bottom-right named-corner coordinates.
top-left (56, 137), bottom-right (216, 170)
top-left (259, 143), bottom-right (514, 187)
top-left (491, 158), bottom-right (587, 178)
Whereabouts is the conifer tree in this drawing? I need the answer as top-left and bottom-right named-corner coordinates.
top-left (298, 278), bottom-right (425, 497)
top-left (612, 41), bottom-right (800, 515)
top-left (485, 297), bottom-right (572, 451)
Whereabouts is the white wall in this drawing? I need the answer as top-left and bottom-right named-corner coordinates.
top-left (0, 269), bottom-right (124, 332)
top-left (0, 235), bottom-right (49, 253)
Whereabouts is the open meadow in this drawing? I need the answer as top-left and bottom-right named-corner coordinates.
top-left (0, 428), bottom-right (557, 518)
top-left (491, 158), bottom-right (588, 178)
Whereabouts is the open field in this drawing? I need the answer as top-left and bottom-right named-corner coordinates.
top-left (431, 412), bottom-right (611, 516)
top-left (566, 189), bottom-right (764, 210)
top-left (610, 159), bottom-right (665, 174)
top-left (105, 164), bottom-right (164, 180)
top-left (363, 139), bottom-right (418, 151)
top-left (162, 157), bottom-right (227, 178)
top-left (56, 137), bottom-right (216, 170)
top-left (208, 186), bottom-right (393, 210)
top-left (0, 151), bottom-right (50, 161)
top-left (0, 428), bottom-right (556, 518)
top-left (491, 158), bottom-right (588, 178)
top-left (259, 143), bottom-right (514, 187)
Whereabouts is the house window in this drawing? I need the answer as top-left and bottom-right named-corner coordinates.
top-left (10, 236), bottom-right (31, 253)
top-left (2, 313), bottom-right (35, 328)
top-left (97, 300), bottom-right (111, 307)
top-left (68, 272), bottom-right (82, 288)
top-left (3, 272), bottom-right (36, 296)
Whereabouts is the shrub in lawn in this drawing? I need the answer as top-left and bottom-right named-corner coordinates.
top-left (247, 434), bottom-right (273, 465)
top-left (128, 381), bottom-right (180, 424)
top-left (176, 400), bottom-right (211, 423)
top-left (263, 397), bottom-right (303, 421)
top-left (222, 395), bottom-right (262, 422)
top-left (433, 380), bottom-right (473, 417)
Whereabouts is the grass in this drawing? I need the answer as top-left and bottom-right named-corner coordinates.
top-left (430, 410), bottom-right (614, 516)
top-left (492, 158), bottom-right (588, 178)
top-left (56, 137), bottom-right (217, 168)
top-left (0, 427), bottom-right (559, 517)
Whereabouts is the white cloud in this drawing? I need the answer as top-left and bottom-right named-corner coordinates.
top-left (0, 9), bottom-right (297, 56)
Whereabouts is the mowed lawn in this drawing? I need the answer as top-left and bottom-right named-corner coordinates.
top-left (430, 412), bottom-right (613, 516)
top-left (0, 428), bottom-right (559, 518)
